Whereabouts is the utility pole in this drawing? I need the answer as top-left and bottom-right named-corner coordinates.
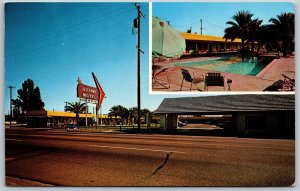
top-left (7, 85), bottom-right (15, 126)
top-left (134, 3), bottom-right (144, 131)
top-left (200, 19), bottom-right (203, 35)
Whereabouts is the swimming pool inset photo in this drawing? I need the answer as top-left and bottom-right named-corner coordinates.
top-left (174, 57), bottom-right (272, 76)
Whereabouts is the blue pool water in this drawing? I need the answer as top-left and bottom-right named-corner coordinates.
top-left (174, 57), bottom-right (269, 76)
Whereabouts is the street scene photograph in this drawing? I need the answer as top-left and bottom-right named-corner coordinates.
top-left (3, 1), bottom-right (296, 188)
top-left (152, 2), bottom-right (295, 92)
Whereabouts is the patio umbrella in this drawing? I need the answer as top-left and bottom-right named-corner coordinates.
top-left (152, 16), bottom-right (186, 58)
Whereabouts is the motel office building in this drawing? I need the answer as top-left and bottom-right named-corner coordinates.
top-left (155, 94), bottom-right (295, 138)
top-left (181, 32), bottom-right (257, 54)
top-left (26, 110), bottom-right (118, 128)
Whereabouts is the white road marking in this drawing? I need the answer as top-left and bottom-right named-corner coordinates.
top-left (90, 145), bottom-right (185, 154)
top-left (5, 139), bottom-right (22, 142)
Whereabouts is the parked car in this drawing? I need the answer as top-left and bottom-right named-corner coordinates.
top-left (205, 120), bottom-right (217, 125)
top-left (178, 121), bottom-right (187, 127)
top-left (216, 121), bottom-right (232, 129)
top-left (65, 123), bottom-right (77, 131)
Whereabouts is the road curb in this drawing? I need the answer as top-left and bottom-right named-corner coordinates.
top-left (6, 176), bottom-right (54, 186)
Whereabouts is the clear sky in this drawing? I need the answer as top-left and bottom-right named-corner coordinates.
top-left (4, 2), bottom-right (295, 115)
top-left (4, 2), bottom-right (152, 114)
top-left (153, 2), bottom-right (295, 37)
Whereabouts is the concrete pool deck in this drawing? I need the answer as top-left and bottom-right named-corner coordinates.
top-left (152, 57), bottom-right (295, 92)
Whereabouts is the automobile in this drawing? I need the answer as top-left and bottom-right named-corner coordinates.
top-left (65, 123), bottom-right (78, 131)
top-left (216, 121), bottom-right (232, 129)
top-left (205, 120), bottom-right (217, 125)
top-left (178, 121), bottom-right (187, 127)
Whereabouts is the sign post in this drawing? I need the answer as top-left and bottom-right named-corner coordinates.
top-left (77, 73), bottom-right (105, 128)
top-left (85, 99), bottom-right (88, 127)
top-left (92, 72), bottom-right (106, 128)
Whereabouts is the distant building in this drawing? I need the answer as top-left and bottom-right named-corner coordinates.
top-left (181, 32), bottom-right (257, 54)
top-left (26, 110), bottom-right (119, 128)
top-left (155, 94), bottom-right (295, 138)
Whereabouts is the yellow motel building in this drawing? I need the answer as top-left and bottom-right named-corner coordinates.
top-left (26, 110), bottom-right (118, 128)
top-left (181, 32), bottom-right (253, 54)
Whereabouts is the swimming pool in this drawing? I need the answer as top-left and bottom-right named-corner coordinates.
top-left (174, 57), bottom-right (271, 76)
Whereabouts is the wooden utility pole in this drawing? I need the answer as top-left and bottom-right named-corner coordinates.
top-left (7, 85), bottom-right (15, 126)
top-left (134, 3), bottom-right (144, 131)
top-left (200, 19), bottom-right (203, 35)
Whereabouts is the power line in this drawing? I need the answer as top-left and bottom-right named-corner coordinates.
top-left (6, 8), bottom-right (136, 57)
top-left (203, 20), bottom-right (224, 29)
top-left (6, 4), bottom-right (134, 51)
top-left (6, 31), bottom-right (135, 74)
top-left (6, 15), bottom-right (136, 59)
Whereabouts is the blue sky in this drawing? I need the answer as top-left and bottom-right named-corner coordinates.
top-left (5, 2), bottom-right (152, 114)
top-left (4, 2), bottom-right (295, 115)
top-left (153, 2), bottom-right (294, 37)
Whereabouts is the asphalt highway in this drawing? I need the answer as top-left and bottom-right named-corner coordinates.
top-left (5, 128), bottom-right (295, 186)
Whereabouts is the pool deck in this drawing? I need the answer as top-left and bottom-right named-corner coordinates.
top-left (152, 57), bottom-right (295, 92)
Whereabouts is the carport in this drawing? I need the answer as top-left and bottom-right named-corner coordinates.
top-left (155, 94), bottom-right (295, 137)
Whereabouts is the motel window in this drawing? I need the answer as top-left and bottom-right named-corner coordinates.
top-left (245, 116), bottom-right (266, 130)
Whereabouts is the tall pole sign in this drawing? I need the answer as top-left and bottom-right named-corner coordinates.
top-left (92, 72), bottom-right (106, 126)
top-left (77, 73), bottom-right (105, 127)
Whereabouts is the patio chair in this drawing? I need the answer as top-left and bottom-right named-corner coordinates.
top-left (204, 72), bottom-right (225, 91)
top-left (180, 69), bottom-right (204, 91)
top-left (152, 65), bottom-right (171, 89)
top-left (281, 74), bottom-right (295, 91)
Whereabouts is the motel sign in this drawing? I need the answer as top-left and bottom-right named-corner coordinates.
top-left (77, 84), bottom-right (99, 101)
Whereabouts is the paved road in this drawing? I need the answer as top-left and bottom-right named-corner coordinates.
top-left (5, 128), bottom-right (295, 186)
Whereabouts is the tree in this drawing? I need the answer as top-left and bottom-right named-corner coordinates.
top-left (108, 105), bottom-right (129, 125)
top-left (12, 79), bottom-right (45, 114)
top-left (248, 18), bottom-right (263, 56)
top-left (65, 101), bottom-right (87, 125)
top-left (128, 107), bottom-right (138, 125)
top-left (141, 108), bottom-right (151, 122)
top-left (224, 10), bottom-right (254, 59)
top-left (269, 12), bottom-right (294, 57)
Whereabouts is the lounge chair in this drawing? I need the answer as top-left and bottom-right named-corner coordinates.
top-left (152, 66), bottom-right (170, 89)
top-left (204, 72), bottom-right (225, 91)
top-left (281, 74), bottom-right (295, 91)
top-left (180, 69), bottom-right (204, 91)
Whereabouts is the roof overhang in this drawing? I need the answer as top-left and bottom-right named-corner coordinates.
top-left (155, 94), bottom-right (295, 115)
top-left (181, 32), bottom-right (242, 43)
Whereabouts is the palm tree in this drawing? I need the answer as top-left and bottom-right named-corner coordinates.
top-left (224, 10), bottom-right (254, 59)
top-left (65, 101), bottom-right (87, 125)
top-left (269, 12), bottom-right (294, 57)
top-left (108, 105), bottom-right (129, 125)
top-left (128, 107), bottom-right (138, 125)
top-left (248, 18), bottom-right (263, 56)
top-left (256, 24), bottom-right (279, 52)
